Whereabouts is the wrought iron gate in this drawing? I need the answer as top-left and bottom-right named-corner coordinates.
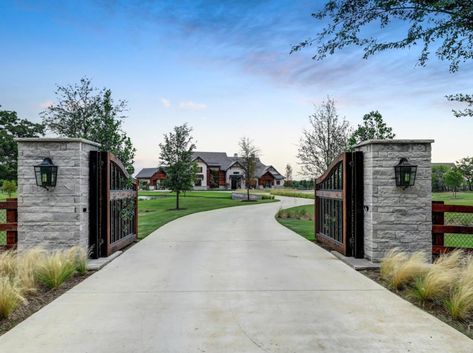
top-left (89, 151), bottom-right (138, 258)
top-left (315, 152), bottom-right (364, 258)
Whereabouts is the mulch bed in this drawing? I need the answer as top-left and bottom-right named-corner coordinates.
top-left (0, 272), bottom-right (92, 336)
top-left (360, 269), bottom-right (473, 340)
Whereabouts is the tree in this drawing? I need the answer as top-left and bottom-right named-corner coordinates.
top-left (0, 107), bottom-right (45, 180)
top-left (432, 165), bottom-right (450, 192)
top-left (2, 180), bottom-right (16, 197)
top-left (444, 168), bottom-right (464, 198)
top-left (297, 97), bottom-right (351, 177)
top-left (41, 77), bottom-right (136, 173)
top-left (285, 164), bottom-right (293, 187)
top-left (239, 137), bottom-right (260, 201)
top-left (456, 157), bottom-right (473, 191)
top-left (159, 124), bottom-right (197, 210)
top-left (348, 111), bottom-right (395, 149)
top-left (292, 1), bottom-right (473, 117)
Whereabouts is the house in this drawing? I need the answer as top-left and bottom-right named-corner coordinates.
top-left (135, 151), bottom-right (285, 190)
top-left (135, 167), bottom-right (167, 189)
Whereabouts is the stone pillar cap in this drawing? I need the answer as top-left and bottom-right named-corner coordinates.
top-left (16, 137), bottom-right (101, 147)
top-left (355, 139), bottom-right (434, 148)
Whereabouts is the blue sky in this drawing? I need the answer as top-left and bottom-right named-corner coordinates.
top-left (1, 0), bottom-right (472, 176)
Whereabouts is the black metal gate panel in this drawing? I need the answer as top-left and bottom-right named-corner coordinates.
top-left (315, 152), bottom-right (364, 258)
top-left (89, 151), bottom-right (138, 258)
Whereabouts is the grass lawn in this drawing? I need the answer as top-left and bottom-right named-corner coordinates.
top-left (432, 192), bottom-right (473, 206)
top-left (0, 191), bottom-right (16, 201)
top-left (276, 204), bottom-right (315, 241)
top-left (138, 191), bottom-right (276, 239)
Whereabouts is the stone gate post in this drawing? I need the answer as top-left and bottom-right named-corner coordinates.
top-left (354, 140), bottom-right (434, 262)
top-left (16, 138), bottom-right (100, 251)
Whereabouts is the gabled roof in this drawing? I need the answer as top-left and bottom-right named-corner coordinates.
top-left (135, 168), bottom-right (159, 178)
top-left (192, 152), bottom-right (229, 167)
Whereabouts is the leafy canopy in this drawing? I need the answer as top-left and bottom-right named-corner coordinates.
top-left (292, 1), bottom-right (473, 116)
top-left (348, 111), bottom-right (395, 149)
top-left (444, 168), bottom-right (464, 197)
top-left (456, 156), bottom-right (473, 190)
top-left (0, 107), bottom-right (45, 180)
top-left (159, 124), bottom-right (197, 209)
top-left (41, 77), bottom-right (136, 174)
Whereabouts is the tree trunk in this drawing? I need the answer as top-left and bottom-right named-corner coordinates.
top-left (247, 185), bottom-right (250, 201)
top-left (176, 190), bottom-right (180, 209)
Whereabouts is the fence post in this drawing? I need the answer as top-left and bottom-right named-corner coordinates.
top-left (5, 198), bottom-right (17, 249)
top-left (432, 201), bottom-right (445, 254)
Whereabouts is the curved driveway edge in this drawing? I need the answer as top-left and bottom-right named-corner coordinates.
top-left (0, 196), bottom-right (471, 352)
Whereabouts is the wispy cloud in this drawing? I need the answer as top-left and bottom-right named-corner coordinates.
top-left (39, 100), bottom-right (54, 109)
top-left (179, 101), bottom-right (207, 111)
top-left (160, 97), bottom-right (171, 108)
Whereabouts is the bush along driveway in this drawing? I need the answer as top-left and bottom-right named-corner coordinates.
top-left (0, 196), bottom-right (471, 352)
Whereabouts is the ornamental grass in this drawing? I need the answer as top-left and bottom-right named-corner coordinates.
top-left (0, 277), bottom-right (25, 319)
top-left (380, 249), bottom-right (430, 289)
top-left (36, 250), bottom-right (77, 289)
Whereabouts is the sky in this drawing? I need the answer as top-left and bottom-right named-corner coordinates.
top-left (1, 0), bottom-right (472, 177)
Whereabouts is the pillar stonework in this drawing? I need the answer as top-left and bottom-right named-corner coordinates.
top-left (16, 138), bottom-right (100, 251)
top-left (354, 140), bottom-right (434, 262)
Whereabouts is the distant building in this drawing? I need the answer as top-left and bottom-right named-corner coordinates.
top-left (136, 151), bottom-right (284, 190)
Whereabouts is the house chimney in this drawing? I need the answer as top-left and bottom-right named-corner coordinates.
top-left (234, 153), bottom-right (238, 157)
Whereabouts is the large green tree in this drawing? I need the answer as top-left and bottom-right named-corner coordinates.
top-left (159, 124), bottom-right (197, 210)
top-left (456, 157), bottom-right (473, 191)
top-left (0, 107), bottom-right (45, 180)
top-left (348, 111), bottom-right (395, 149)
top-left (41, 77), bottom-right (136, 174)
top-left (292, 1), bottom-right (473, 117)
top-left (444, 168), bottom-right (464, 198)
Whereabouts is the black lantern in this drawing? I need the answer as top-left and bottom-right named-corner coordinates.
top-left (394, 158), bottom-right (417, 189)
top-left (34, 158), bottom-right (58, 190)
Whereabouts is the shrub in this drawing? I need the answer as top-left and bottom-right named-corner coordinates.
top-left (0, 277), bottom-right (25, 319)
top-left (16, 248), bottom-right (46, 294)
top-left (0, 250), bottom-right (17, 279)
top-left (37, 251), bottom-right (76, 289)
top-left (380, 249), bottom-right (429, 289)
top-left (66, 246), bottom-right (88, 275)
top-left (276, 209), bottom-right (289, 219)
top-left (1, 180), bottom-right (16, 197)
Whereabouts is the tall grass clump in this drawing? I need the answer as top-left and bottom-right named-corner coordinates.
top-left (16, 248), bottom-right (46, 294)
top-left (66, 246), bottom-right (88, 275)
top-left (36, 250), bottom-right (76, 289)
top-left (0, 251), bottom-right (17, 279)
top-left (444, 255), bottom-right (473, 320)
top-left (380, 249), bottom-right (429, 289)
top-left (0, 277), bottom-right (25, 319)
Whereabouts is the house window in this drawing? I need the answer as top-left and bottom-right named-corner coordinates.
top-left (195, 176), bottom-right (203, 186)
top-left (276, 180), bottom-right (280, 185)
top-left (196, 166), bottom-right (203, 173)
top-left (233, 171), bottom-right (239, 174)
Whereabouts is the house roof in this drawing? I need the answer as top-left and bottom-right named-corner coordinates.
top-left (135, 168), bottom-right (159, 178)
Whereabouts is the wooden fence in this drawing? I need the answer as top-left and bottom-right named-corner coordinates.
top-left (0, 198), bottom-right (18, 250)
top-left (432, 201), bottom-right (473, 254)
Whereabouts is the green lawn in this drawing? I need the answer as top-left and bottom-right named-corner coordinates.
top-left (0, 191), bottom-right (16, 201)
top-left (138, 191), bottom-right (276, 239)
top-left (432, 192), bottom-right (473, 206)
top-left (276, 205), bottom-right (315, 241)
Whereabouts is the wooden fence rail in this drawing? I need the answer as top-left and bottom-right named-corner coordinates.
top-left (0, 198), bottom-right (18, 250)
top-left (432, 201), bottom-right (473, 254)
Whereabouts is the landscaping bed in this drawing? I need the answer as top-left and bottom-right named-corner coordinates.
top-left (276, 205), bottom-right (315, 241)
top-left (361, 250), bottom-right (473, 340)
top-left (0, 247), bottom-right (91, 336)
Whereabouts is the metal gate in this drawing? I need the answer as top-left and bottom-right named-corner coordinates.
top-left (89, 151), bottom-right (138, 258)
top-left (315, 152), bottom-right (364, 257)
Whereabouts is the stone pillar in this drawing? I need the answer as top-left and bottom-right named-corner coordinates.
top-left (16, 138), bottom-right (100, 251)
top-left (354, 140), bottom-right (434, 262)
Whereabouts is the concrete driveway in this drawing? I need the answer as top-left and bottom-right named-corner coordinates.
top-left (0, 197), bottom-right (471, 352)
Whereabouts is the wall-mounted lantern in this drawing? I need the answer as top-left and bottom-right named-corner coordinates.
top-left (394, 158), bottom-right (417, 189)
top-left (34, 158), bottom-right (58, 190)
